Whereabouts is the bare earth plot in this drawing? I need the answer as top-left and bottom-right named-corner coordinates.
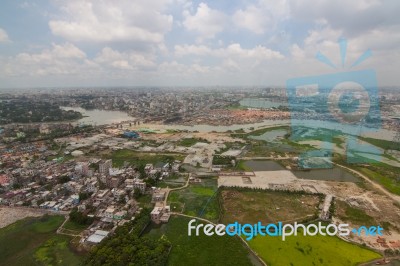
top-left (220, 189), bottom-right (321, 224)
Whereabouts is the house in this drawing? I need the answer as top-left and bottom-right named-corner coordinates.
top-left (87, 180), bottom-right (98, 193)
top-left (144, 164), bottom-right (153, 172)
top-left (96, 190), bottom-right (109, 202)
top-left (152, 190), bottom-right (166, 202)
top-left (86, 230), bottom-right (110, 244)
top-left (104, 207), bottom-right (115, 219)
top-left (133, 179), bottom-right (146, 193)
top-left (113, 210), bottom-right (127, 220)
top-left (99, 159), bottom-right (112, 175)
top-left (151, 205), bottom-right (171, 224)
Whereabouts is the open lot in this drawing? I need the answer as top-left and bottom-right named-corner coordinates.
top-left (220, 188), bottom-right (321, 224)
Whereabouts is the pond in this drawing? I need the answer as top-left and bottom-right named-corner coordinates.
top-left (244, 160), bottom-right (362, 182)
top-left (248, 129), bottom-right (288, 142)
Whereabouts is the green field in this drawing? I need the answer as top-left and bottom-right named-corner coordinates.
top-left (248, 231), bottom-right (381, 266)
top-left (177, 137), bottom-right (210, 147)
top-left (168, 179), bottom-right (220, 222)
top-left (146, 216), bottom-right (256, 266)
top-left (354, 165), bottom-right (400, 195)
top-left (110, 149), bottom-right (184, 167)
top-left (62, 219), bottom-right (88, 232)
top-left (0, 215), bottom-right (82, 266)
top-left (220, 188), bottom-right (321, 224)
top-left (335, 200), bottom-right (376, 227)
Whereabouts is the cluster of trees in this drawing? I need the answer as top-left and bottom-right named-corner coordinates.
top-left (85, 209), bottom-right (171, 266)
top-left (0, 100), bottom-right (82, 124)
top-left (69, 207), bottom-right (94, 225)
top-left (212, 155), bottom-right (235, 165)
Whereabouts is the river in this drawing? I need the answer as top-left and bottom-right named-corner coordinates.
top-left (62, 106), bottom-right (396, 141)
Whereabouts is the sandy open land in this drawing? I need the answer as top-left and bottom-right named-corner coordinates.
top-left (0, 207), bottom-right (45, 229)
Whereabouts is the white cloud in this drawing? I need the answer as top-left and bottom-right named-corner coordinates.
top-left (233, 5), bottom-right (269, 34)
top-left (182, 3), bottom-right (227, 40)
top-left (49, 0), bottom-right (173, 43)
top-left (0, 28), bottom-right (10, 42)
top-left (233, 0), bottom-right (289, 34)
top-left (174, 43), bottom-right (284, 60)
top-left (2, 43), bottom-right (96, 77)
top-left (94, 47), bottom-right (156, 70)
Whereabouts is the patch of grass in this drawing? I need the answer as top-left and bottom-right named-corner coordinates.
top-left (110, 149), bottom-right (184, 167)
top-left (335, 200), bottom-right (376, 226)
top-left (236, 160), bottom-right (252, 171)
top-left (0, 215), bottom-right (82, 265)
top-left (354, 166), bottom-right (400, 195)
top-left (248, 231), bottom-right (381, 266)
top-left (146, 216), bottom-right (255, 266)
top-left (177, 138), bottom-right (210, 147)
top-left (220, 188), bottom-right (321, 224)
top-left (62, 220), bottom-right (88, 232)
top-left (360, 136), bottom-right (400, 151)
top-left (168, 179), bottom-right (220, 222)
top-left (34, 235), bottom-right (82, 266)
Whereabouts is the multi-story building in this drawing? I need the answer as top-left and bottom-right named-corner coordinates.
top-left (99, 159), bottom-right (112, 175)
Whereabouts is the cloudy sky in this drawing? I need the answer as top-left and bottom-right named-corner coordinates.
top-left (0, 0), bottom-right (399, 88)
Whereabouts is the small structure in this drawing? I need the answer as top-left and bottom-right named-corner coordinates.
top-left (86, 230), bottom-right (110, 244)
top-left (151, 205), bottom-right (170, 224)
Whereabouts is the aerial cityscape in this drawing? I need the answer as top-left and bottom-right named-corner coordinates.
top-left (0, 1), bottom-right (400, 266)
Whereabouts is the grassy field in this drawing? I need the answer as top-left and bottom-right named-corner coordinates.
top-left (335, 200), bottom-right (376, 227)
top-left (353, 165), bottom-right (400, 195)
top-left (177, 137), bottom-right (210, 147)
top-left (62, 219), bottom-right (88, 232)
top-left (220, 188), bottom-right (321, 224)
top-left (0, 215), bottom-right (82, 266)
top-left (145, 216), bottom-right (256, 266)
top-left (360, 136), bottom-right (400, 151)
top-left (168, 179), bottom-right (220, 222)
top-left (110, 149), bottom-right (185, 167)
top-left (248, 231), bottom-right (381, 266)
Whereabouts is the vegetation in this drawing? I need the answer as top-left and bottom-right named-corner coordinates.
top-left (212, 155), bottom-right (235, 165)
top-left (110, 149), bottom-right (184, 168)
top-left (0, 215), bottom-right (82, 265)
top-left (353, 165), bottom-right (400, 195)
top-left (248, 230), bottom-right (381, 266)
top-left (177, 137), bottom-right (210, 147)
top-left (145, 216), bottom-right (254, 266)
top-left (69, 207), bottom-right (94, 226)
top-left (360, 136), bottom-right (400, 151)
top-left (0, 100), bottom-right (82, 124)
top-left (168, 179), bottom-right (220, 222)
top-left (85, 209), bottom-right (171, 266)
top-left (335, 200), bottom-right (376, 226)
top-left (220, 188), bottom-right (321, 224)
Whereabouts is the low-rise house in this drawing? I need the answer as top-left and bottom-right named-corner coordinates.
top-left (152, 190), bottom-right (166, 202)
top-left (151, 205), bottom-right (170, 224)
top-left (113, 210), bottom-right (127, 220)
